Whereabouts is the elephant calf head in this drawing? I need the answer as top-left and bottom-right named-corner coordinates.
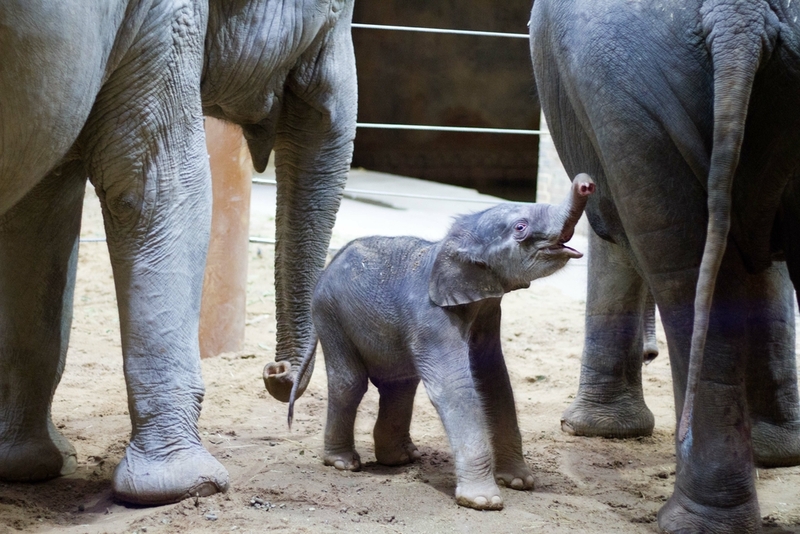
top-left (429, 174), bottom-right (595, 307)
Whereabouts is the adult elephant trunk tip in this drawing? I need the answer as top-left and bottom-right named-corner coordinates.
top-left (263, 361), bottom-right (296, 402)
top-left (263, 338), bottom-right (317, 408)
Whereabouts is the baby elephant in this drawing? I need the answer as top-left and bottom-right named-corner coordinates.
top-left (290, 174), bottom-right (595, 510)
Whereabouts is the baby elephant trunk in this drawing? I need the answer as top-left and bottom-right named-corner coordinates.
top-left (555, 173), bottom-right (595, 243)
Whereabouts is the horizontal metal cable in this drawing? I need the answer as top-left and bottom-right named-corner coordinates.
top-left (251, 178), bottom-right (518, 204)
top-left (356, 122), bottom-right (545, 135)
top-left (249, 237), bottom-right (276, 244)
top-left (80, 182), bottom-right (521, 245)
top-left (79, 236), bottom-right (279, 245)
top-left (351, 22), bottom-right (528, 39)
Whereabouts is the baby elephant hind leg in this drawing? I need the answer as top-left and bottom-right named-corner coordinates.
top-left (372, 377), bottom-right (422, 466)
top-left (320, 329), bottom-right (368, 471)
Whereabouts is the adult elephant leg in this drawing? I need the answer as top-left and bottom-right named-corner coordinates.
top-left (745, 262), bottom-right (800, 467)
top-left (561, 232), bottom-right (654, 438)
top-left (262, 12), bottom-right (358, 402)
top-left (0, 163), bottom-right (85, 481)
top-left (83, 2), bottom-right (227, 505)
top-left (95, 132), bottom-right (228, 504)
top-left (656, 248), bottom-right (759, 533)
top-left (611, 177), bottom-right (760, 530)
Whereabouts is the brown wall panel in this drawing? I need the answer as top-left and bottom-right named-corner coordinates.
top-left (352, 2), bottom-right (540, 201)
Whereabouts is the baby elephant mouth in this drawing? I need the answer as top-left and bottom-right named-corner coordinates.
top-left (545, 242), bottom-right (583, 259)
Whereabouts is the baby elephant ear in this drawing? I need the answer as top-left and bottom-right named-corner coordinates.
top-left (428, 240), bottom-right (505, 307)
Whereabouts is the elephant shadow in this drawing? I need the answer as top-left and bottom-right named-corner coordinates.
top-left (360, 446), bottom-right (457, 501)
top-left (0, 443), bottom-right (153, 527)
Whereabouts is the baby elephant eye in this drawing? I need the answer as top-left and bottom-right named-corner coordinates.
top-left (514, 221), bottom-right (528, 233)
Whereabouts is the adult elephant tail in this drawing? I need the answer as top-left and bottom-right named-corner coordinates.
top-left (679, 2), bottom-right (778, 442)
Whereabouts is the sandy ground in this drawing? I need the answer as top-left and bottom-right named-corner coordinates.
top-left (2, 165), bottom-right (800, 534)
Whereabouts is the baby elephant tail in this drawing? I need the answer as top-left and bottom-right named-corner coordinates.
top-left (288, 337), bottom-right (318, 429)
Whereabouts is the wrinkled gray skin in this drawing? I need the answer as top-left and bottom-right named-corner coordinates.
top-left (562, 233), bottom-right (799, 468)
top-left (290, 176), bottom-right (594, 511)
top-left (560, 233), bottom-right (662, 439)
top-left (0, 0), bottom-right (355, 506)
top-left (531, 0), bottom-right (800, 531)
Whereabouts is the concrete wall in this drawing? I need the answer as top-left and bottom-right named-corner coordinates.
top-left (536, 114), bottom-right (590, 237)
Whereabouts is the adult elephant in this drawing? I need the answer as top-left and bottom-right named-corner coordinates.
top-left (0, 0), bottom-right (356, 506)
top-left (530, 0), bottom-right (800, 532)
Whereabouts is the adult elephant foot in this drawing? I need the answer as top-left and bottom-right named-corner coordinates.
top-left (112, 440), bottom-right (229, 505)
top-left (0, 430), bottom-right (75, 482)
top-left (658, 485), bottom-right (761, 534)
top-left (561, 393), bottom-right (654, 438)
top-left (48, 420), bottom-right (78, 476)
top-left (751, 419), bottom-right (800, 467)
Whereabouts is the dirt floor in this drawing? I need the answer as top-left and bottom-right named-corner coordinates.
top-left (2, 181), bottom-right (800, 534)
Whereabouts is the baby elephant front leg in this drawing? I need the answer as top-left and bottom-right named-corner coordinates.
top-left (422, 353), bottom-right (503, 510)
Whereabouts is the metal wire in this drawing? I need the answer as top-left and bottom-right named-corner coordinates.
top-left (356, 122), bottom-right (545, 135)
top-left (249, 237), bottom-right (276, 244)
top-left (351, 22), bottom-right (528, 39)
top-left (80, 236), bottom-right (278, 245)
top-left (251, 178), bottom-right (515, 204)
top-left (352, 23), bottom-right (541, 136)
top-left (80, 181), bottom-right (514, 245)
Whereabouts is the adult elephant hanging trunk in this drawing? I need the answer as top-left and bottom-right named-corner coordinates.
top-left (201, 0), bottom-right (358, 404)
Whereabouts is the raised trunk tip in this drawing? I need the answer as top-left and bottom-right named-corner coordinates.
top-left (557, 173), bottom-right (595, 242)
top-left (574, 174), bottom-right (596, 197)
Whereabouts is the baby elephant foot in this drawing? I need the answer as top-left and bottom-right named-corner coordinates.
top-left (324, 450), bottom-right (362, 471)
top-left (455, 480), bottom-right (504, 510)
top-left (113, 440), bottom-right (229, 505)
top-left (495, 461), bottom-right (535, 491)
top-left (375, 438), bottom-right (421, 466)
